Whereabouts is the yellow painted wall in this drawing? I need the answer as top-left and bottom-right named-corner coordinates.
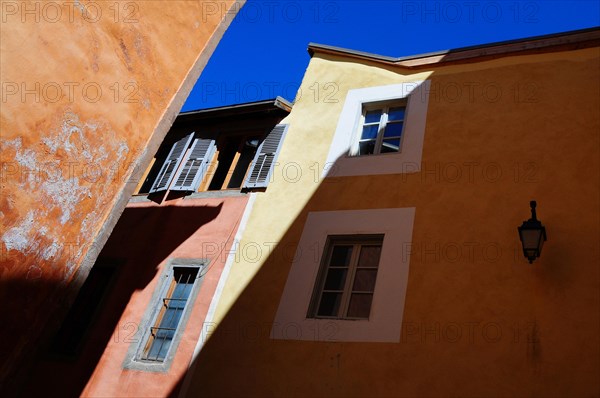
top-left (0, 0), bottom-right (241, 391)
top-left (187, 46), bottom-right (599, 397)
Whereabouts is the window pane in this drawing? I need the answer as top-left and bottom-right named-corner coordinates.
top-left (317, 292), bottom-right (342, 317)
top-left (381, 139), bottom-right (400, 153)
top-left (172, 284), bottom-right (190, 301)
top-left (364, 109), bottom-right (382, 123)
top-left (323, 268), bottom-right (347, 290)
top-left (358, 245), bottom-right (382, 268)
top-left (330, 245), bottom-right (352, 267)
top-left (346, 293), bottom-right (373, 319)
top-left (147, 333), bottom-right (173, 361)
top-left (383, 122), bottom-right (403, 138)
top-left (161, 307), bottom-right (184, 328)
top-left (388, 107), bottom-right (405, 121)
top-left (352, 269), bottom-right (378, 291)
top-left (358, 140), bottom-right (376, 155)
top-left (361, 125), bottom-right (379, 140)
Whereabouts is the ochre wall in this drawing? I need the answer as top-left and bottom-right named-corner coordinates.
top-left (0, 0), bottom-right (241, 390)
top-left (185, 47), bottom-right (599, 396)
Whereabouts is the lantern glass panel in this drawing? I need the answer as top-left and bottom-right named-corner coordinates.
top-left (520, 229), bottom-right (542, 250)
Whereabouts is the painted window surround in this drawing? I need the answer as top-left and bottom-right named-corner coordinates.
top-left (271, 208), bottom-right (415, 343)
top-left (322, 80), bottom-right (431, 178)
top-left (122, 258), bottom-right (208, 372)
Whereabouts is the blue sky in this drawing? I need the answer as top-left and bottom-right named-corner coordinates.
top-left (182, 0), bottom-right (599, 111)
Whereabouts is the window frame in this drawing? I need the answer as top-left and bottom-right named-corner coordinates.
top-left (321, 81), bottom-right (431, 178)
top-left (308, 235), bottom-right (384, 320)
top-left (270, 208), bottom-right (416, 343)
top-left (140, 266), bottom-right (199, 362)
top-left (353, 101), bottom-right (407, 156)
top-left (122, 258), bottom-right (208, 372)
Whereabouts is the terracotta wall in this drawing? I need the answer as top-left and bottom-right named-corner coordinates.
top-left (23, 195), bottom-right (249, 397)
top-left (183, 47), bottom-right (600, 396)
top-left (0, 0), bottom-right (241, 391)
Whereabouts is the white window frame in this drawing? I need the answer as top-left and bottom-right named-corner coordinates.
top-left (271, 208), bottom-right (415, 343)
top-left (352, 102), bottom-right (407, 156)
top-left (322, 80), bottom-right (431, 178)
top-left (308, 235), bottom-right (384, 320)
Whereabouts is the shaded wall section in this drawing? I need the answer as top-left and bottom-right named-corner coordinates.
top-left (23, 195), bottom-right (248, 397)
top-left (0, 0), bottom-right (242, 391)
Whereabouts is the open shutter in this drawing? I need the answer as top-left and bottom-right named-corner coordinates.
top-left (149, 133), bottom-right (194, 193)
top-left (244, 124), bottom-right (289, 189)
top-left (170, 139), bottom-right (216, 191)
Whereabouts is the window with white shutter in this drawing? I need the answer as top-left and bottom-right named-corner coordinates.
top-left (243, 124), bottom-right (288, 189)
top-left (170, 139), bottom-right (216, 191)
top-left (149, 133), bottom-right (194, 193)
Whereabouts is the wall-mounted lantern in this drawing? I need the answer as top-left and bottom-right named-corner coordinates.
top-left (518, 200), bottom-right (547, 264)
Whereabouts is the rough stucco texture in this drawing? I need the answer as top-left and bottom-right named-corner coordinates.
top-left (0, 0), bottom-right (238, 386)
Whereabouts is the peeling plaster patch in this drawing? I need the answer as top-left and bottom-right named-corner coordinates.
top-left (41, 136), bottom-right (60, 153)
top-left (39, 118), bottom-right (92, 155)
top-left (42, 113), bottom-right (116, 166)
top-left (80, 211), bottom-right (97, 243)
top-left (0, 138), bottom-right (33, 186)
top-left (42, 177), bottom-right (91, 225)
top-left (2, 137), bottom-right (22, 150)
top-left (95, 146), bottom-right (109, 163)
top-left (142, 98), bottom-right (151, 109)
top-left (16, 148), bottom-right (37, 169)
top-left (116, 141), bottom-right (129, 161)
top-left (16, 148), bottom-right (38, 185)
top-left (65, 125), bottom-right (93, 161)
top-left (41, 240), bottom-right (61, 260)
top-left (4, 111), bottom-right (129, 281)
top-left (1, 209), bottom-right (61, 262)
top-left (2, 211), bottom-right (35, 252)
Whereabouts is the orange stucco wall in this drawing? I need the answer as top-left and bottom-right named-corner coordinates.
top-left (0, 0), bottom-right (241, 390)
top-left (184, 47), bottom-right (599, 396)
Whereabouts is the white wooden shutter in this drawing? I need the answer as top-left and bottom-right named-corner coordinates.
top-left (243, 124), bottom-right (288, 189)
top-left (149, 133), bottom-right (194, 193)
top-left (170, 139), bottom-right (216, 191)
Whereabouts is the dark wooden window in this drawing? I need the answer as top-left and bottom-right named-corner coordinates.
top-left (309, 235), bottom-right (383, 320)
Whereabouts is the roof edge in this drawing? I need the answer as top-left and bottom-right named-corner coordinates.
top-left (308, 27), bottom-right (600, 67)
top-left (274, 96), bottom-right (293, 112)
top-left (180, 97), bottom-right (293, 117)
